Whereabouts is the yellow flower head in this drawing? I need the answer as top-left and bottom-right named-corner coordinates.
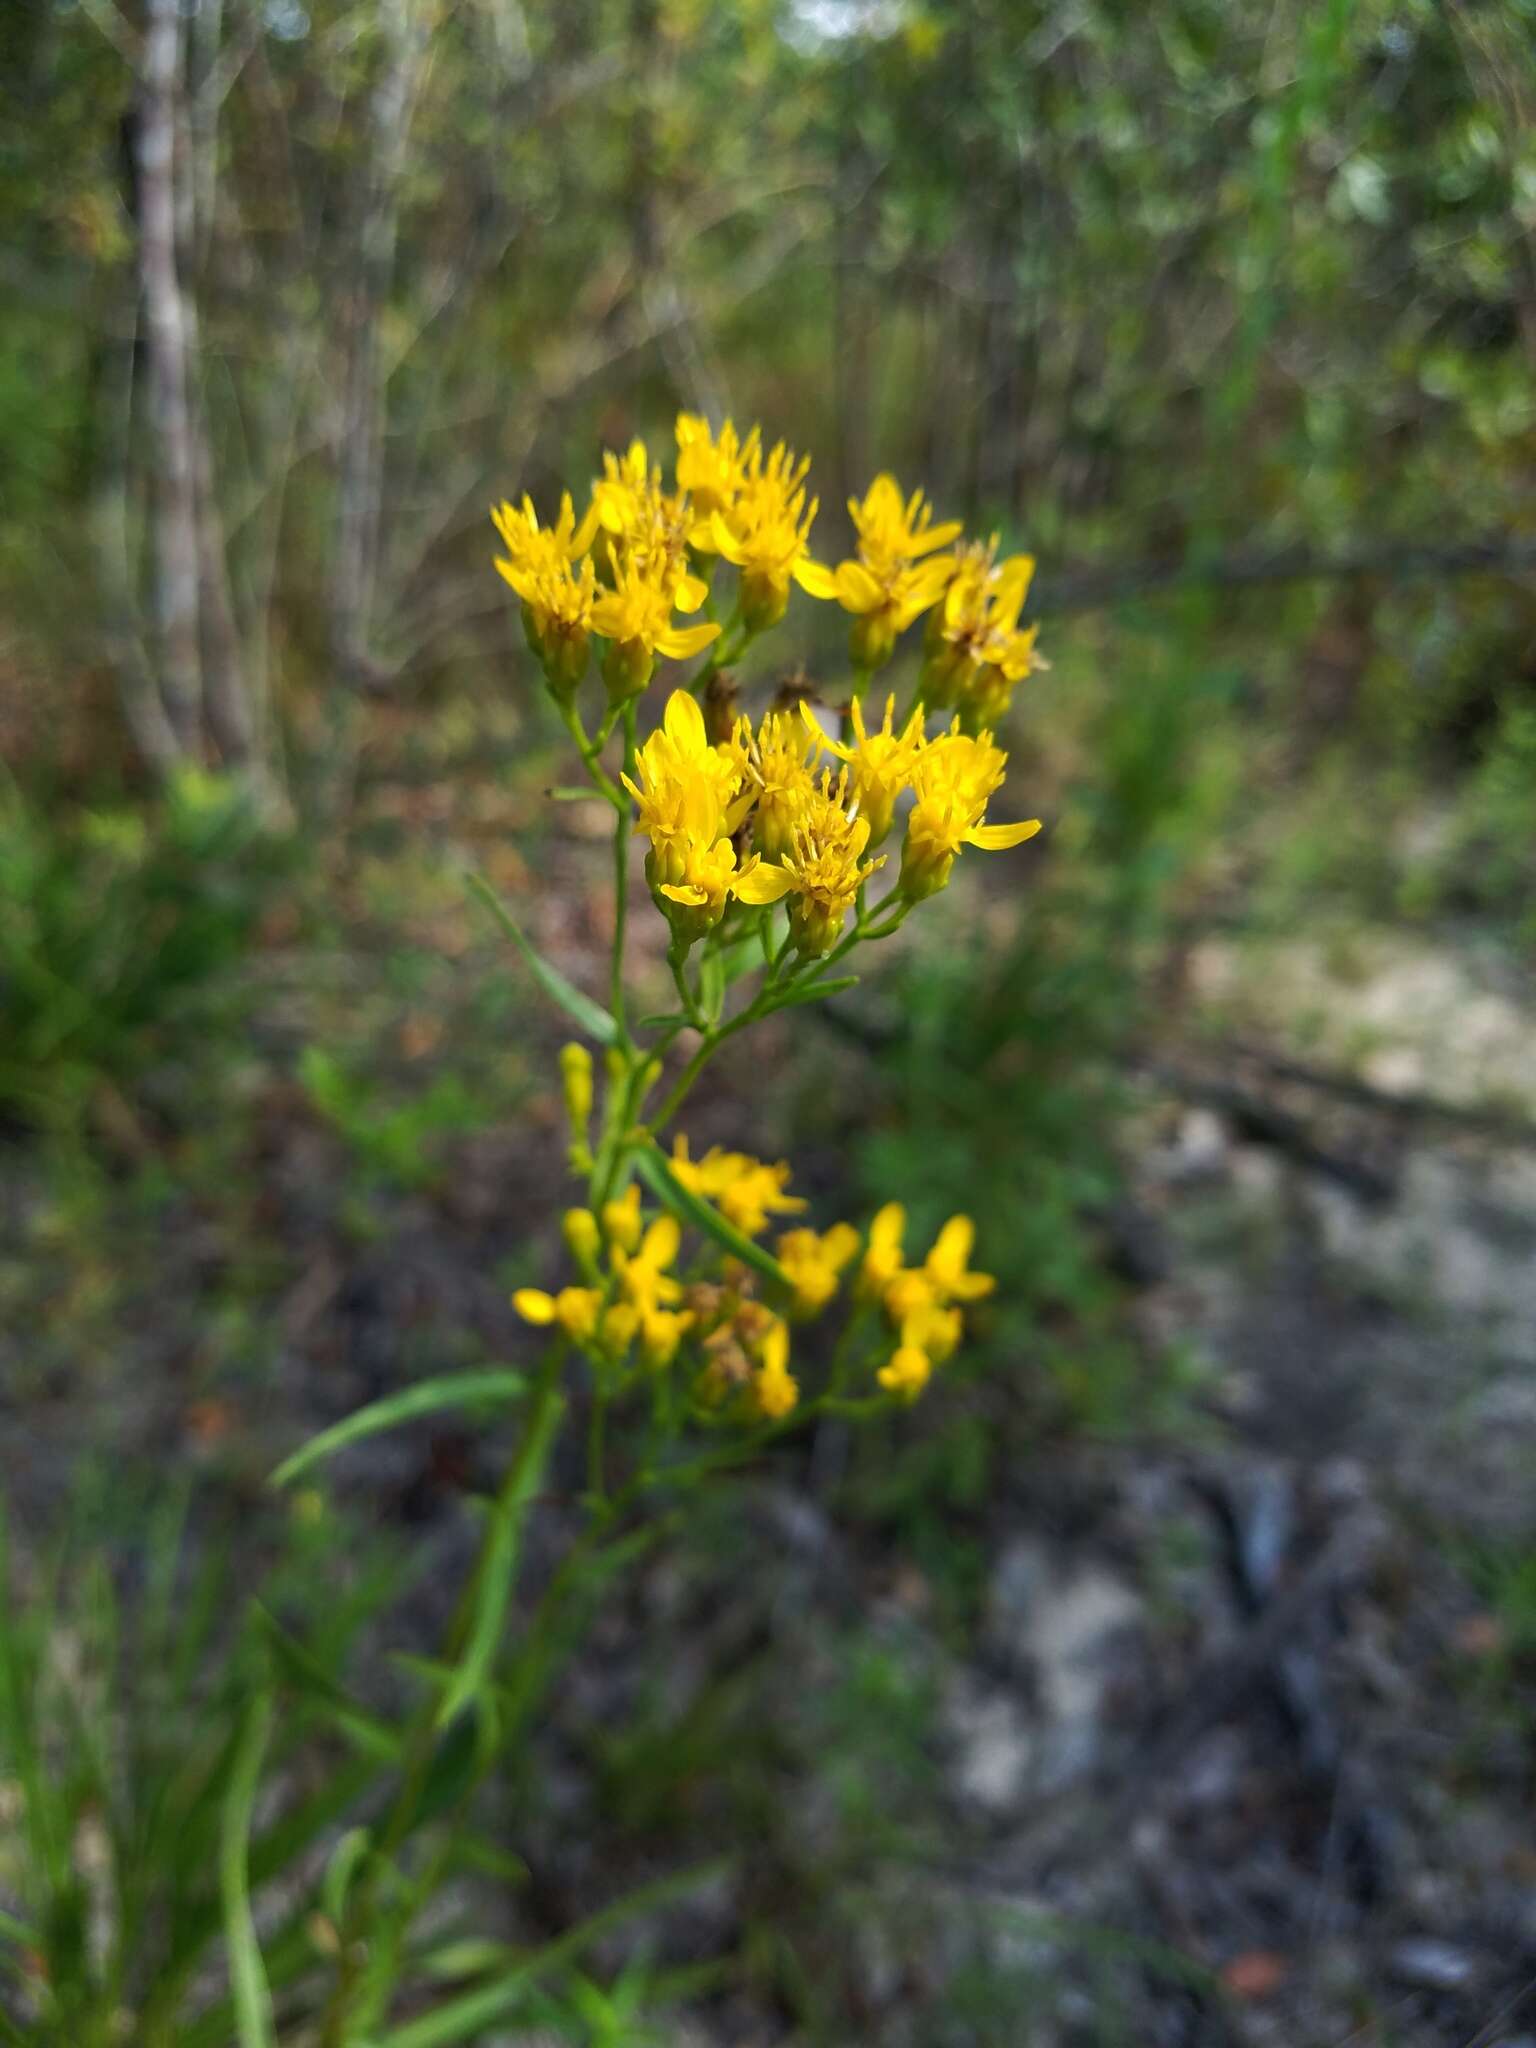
top-left (591, 439), bottom-right (653, 542)
top-left (923, 1214), bottom-right (995, 1304)
top-left (492, 489), bottom-right (600, 588)
top-left (708, 439), bottom-right (836, 630)
top-left (675, 413), bottom-right (761, 526)
top-left (805, 693), bottom-right (925, 847)
top-left (622, 690), bottom-right (743, 888)
top-left (733, 706), bottom-right (821, 860)
top-left (513, 1284), bottom-right (601, 1345)
top-left (776, 1221), bottom-right (861, 1319)
top-left (849, 474), bottom-right (964, 571)
top-left (492, 491), bottom-right (602, 688)
top-left (613, 1213), bottom-right (684, 1318)
top-left (859, 1201), bottom-right (907, 1302)
top-left (671, 1137), bottom-right (807, 1238)
top-left (899, 722), bottom-right (1041, 901)
top-left (601, 1182), bottom-right (644, 1253)
top-left (752, 1315), bottom-right (799, 1419)
top-left (734, 767), bottom-right (885, 957)
top-left (924, 542), bottom-right (1041, 726)
top-left (877, 1344), bottom-right (932, 1401)
top-left (592, 554), bottom-right (720, 704)
top-left (656, 834), bottom-right (764, 940)
top-left (820, 474), bottom-right (962, 669)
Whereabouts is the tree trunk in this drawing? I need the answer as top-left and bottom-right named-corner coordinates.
top-left (333, 0), bottom-right (424, 689)
top-left (137, 0), bottom-right (203, 758)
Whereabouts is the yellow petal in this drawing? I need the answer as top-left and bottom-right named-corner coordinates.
top-left (659, 882), bottom-right (708, 906)
top-left (662, 688), bottom-right (707, 754)
top-left (792, 558), bottom-right (839, 599)
top-left (965, 818), bottom-right (1042, 851)
top-left (674, 571), bottom-right (709, 613)
top-left (709, 510), bottom-right (746, 564)
top-left (834, 560), bottom-right (885, 614)
top-left (512, 1288), bottom-right (557, 1324)
top-left (732, 863), bottom-right (795, 904)
top-left (642, 1215), bottom-right (681, 1269)
top-left (656, 621), bottom-right (721, 660)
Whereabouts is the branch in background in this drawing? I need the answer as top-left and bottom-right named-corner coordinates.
top-left (1034, 533), bottom-right (1536, 618)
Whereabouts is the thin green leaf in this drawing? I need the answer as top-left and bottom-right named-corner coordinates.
top-left (466, 871), bottom-right (616, 1044)
top-left (270, 1369), bottom-right (526, 1488)
top-left (631, 1144), bottom-right (787, 1288)
top-left (221, 1693), bottom-right (277, 2048)
top-left (544, 786), bottom-right (607, 803)
top-left (697, 948), bottom-right (726, 1025)
top-left (323, 1827), bottom-right (372, 1928)
top-left (435, 1390), bottom-right (566, 1730)
top-left (253, 1607), bottom-right (401, 1759)
top-left (373, 1861), bottom-right (730, 2048)
top-left (768, 974), bottom-right (859, 1010)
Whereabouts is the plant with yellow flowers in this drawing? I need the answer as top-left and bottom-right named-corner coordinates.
top-left (257, 414), bottom-right (1046, 2040)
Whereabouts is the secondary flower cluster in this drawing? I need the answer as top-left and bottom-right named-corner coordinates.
top-left (625, 685), bottom-right (1040, 957)
top-left (514, 1118), bottom-right (995, 1418)
top-left (492, 413), bottom-right (1043, 725)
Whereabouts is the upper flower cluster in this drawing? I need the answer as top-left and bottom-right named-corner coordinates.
top-left (493, 413), bottom-right (1043, 729)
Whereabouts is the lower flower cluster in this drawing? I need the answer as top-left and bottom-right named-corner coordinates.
top-left (514, 1128), bottom-right (995, 1423)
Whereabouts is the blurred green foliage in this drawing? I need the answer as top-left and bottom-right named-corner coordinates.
top-left (0, 770), bottom-right (292, 1125)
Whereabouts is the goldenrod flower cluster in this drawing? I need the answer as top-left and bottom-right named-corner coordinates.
top-left (492, 414), bottom-right (1049, 1431)
top-left (492, 413), bottom-right (1042, 729)
top-left (515, 1129), bottom-right (994, 1419)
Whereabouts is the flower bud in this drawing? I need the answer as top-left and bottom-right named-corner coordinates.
top-left (562, 1206), bottom-right (601, 1270)
top-left (740, 570), bottom-right (788, 634)
top-left (849, 609), bottom-right (897, 673)
top-left (601, 635), bottom-right (654, 707)
top-left (558, 1041), bottom-right (593, 1132)
top-left (540, 625), bottom-right (591, 701)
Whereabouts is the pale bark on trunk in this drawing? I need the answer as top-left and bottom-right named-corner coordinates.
top-left (137, 0), bottom-right (203, 756)
top-left (333, 0), bottom-right (425, 689)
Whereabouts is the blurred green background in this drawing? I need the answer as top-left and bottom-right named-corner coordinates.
top-left (4, 1), bottom-right (1536, 2042)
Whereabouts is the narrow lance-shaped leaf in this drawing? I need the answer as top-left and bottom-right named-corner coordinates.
top-left (631, 1144), bottom-right (788, 1288)
top-left (221, 1692), bottom-right (278, 2048)
top-left (269, 1369), bottom-right (526, 1489)
top-left (435, 1386), bottom-right (567, 1730)
top-left (466, 871), bottom-right (617, 1044)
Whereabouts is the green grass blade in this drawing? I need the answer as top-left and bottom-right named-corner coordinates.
top-left (631, 1143), bottom-right (787, 1288)
top-left (269, 1369), bottom-right (526, 1488)
top-left (373, 1860), bottom-right (730, 2048)
top-left (466, 871), bottom-right (617, 1044)
top-left (768, 974), bottom-right (859, 1009)
top-left (220, 1694), bottom-right (277, 2048)
top-left (435, 1389), bottom-right (566, 1731)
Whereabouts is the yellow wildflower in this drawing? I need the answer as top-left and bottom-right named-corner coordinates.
top-left (732, 767), bottom-right (885, 956)
top-left (492, 490), bottom-right (599, 588)
top-left (638, 1304), bottom-right (694, 1370)
top-left (492, 492), bottom-right (602, 689)
top-left (822, 474), bottom-right (962, 670)
top-left (804, 693), bottom-right (925, 847)
top-left (601, 1183), bottom-right (643, 1253)
top-left (655, 834), bottom-right (765, 942)
top-left (592, 554), bottom-right (720, 704)
top-left (675, 414), bottom-right (760, 526)
top-left (613, 1213), bottom-right (684, 1317)
top-left (924, 542), bottom-right (1042, 727)
top-left (708, 438), bottom-right (836, 630)
top-left (622, 691), bottom-right (743, 889)
top-left (562, 1206), bottom-right (601, 1268)
top-left (923, 1214), bottom-right (996, 1304)
top-left (877, 1344), bottom-right (932, 1401)
top-left (859, 1203), bottom-right (907, 1302)
top-left (752, 1316), bottom-right (799, 1419)
top-left (670, 1138), bottom-right (806, 1237)
top-left (899, 723), bottom-right (1041, 901)
top-left (732, 707), bottom-right (821, 860)
top-left (590, 439), bottom-right (653, 543)
top-left (513, 1284), bottom-right (601, 1345)
top-left (777, 1222), bottom-right (861, 1318)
